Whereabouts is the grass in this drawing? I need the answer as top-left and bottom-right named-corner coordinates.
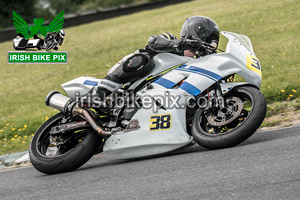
top-left (260, 118), bottom-right (291, 128)
top-left (266, 98), bottom-right (300, 118)
top-left (0, 125), bottom-right (34, 155)
top-left (0, 0), bottom-right (300, 155)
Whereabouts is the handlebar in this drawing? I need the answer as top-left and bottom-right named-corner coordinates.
top-left (183, 38), bottom-right (218, 56)
top-left (185, 39), bottom-right (217, 50)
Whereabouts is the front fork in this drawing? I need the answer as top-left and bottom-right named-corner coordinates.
top-left (214, 83), bottom-right (225, 109)
top-left (205, 82), bottom-right (225, 110)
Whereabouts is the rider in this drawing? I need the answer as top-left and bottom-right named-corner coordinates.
top-left (84, 16), bottom-right (220, 104)
top-left (44, 29), bottom-right (66, 50)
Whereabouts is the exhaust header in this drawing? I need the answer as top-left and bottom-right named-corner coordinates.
top-left (45, 91), bottom-right (111, 137)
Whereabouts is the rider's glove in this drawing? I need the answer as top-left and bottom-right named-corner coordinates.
top-left (198, 45), bottom-right (217, 56)
top-left (179, 35), bottom-right (202, 51)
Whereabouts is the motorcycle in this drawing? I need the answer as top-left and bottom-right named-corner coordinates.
top-left (29, 31), bottom-right (267, 174)
top-left (13, 35), bottom-right (44, 50)
top-left (43, 31), bottom-right (64, 51)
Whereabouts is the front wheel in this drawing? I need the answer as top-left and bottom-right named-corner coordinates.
top-left (29, 112), bottom-right (101, 174)
top-left (191, 86), bottom-right (267, 150)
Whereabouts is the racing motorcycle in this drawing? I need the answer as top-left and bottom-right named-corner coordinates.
top-left (29, 31), bottom-right (267, 174)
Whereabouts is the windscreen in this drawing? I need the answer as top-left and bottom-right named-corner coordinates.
top-left (225, 32), bottom-right (255, 55)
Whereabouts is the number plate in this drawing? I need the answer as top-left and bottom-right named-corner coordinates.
top-left (149, 114), bottom-right (172, 131)
top-left (246, 55), bottom-right (262, 77)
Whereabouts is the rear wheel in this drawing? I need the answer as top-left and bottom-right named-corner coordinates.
top-left (29, 112), bottom-right (101, 174)
top-left (191, 86), bottom-right (266, 149)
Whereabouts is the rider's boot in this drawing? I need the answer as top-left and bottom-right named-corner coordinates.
top-left (77, 77), bottom-right (123, 110)
top-left (77, 87), bottom-right (111, 110)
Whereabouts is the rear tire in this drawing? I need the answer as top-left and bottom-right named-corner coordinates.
top-left (191, 86), bottom-right (266, 150)
top-left (29, 113), bottom-right (101, 174)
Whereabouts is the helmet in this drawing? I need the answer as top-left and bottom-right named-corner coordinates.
top-left (180, 16), bottom-right (220, 45)
top-left (59, 29), bottom-right (66, 38)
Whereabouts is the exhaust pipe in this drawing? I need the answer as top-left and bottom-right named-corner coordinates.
top-left (45, 91), bottom-right (74, 113)
top-left (45, 91), bottom-right (111, 136)
top-left (72, 107), bottom-right (111, 136)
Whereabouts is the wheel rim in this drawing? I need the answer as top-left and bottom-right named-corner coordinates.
top-left (198, 90), bottom-right (254, 136)
top-left (36, 115), bottom-right (90, 158)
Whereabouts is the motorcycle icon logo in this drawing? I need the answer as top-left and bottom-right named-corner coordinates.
top-left (12, 10), bottom-right (65, 51)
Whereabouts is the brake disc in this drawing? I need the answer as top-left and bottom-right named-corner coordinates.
top-left (207, 97), bottom-right (244, 126)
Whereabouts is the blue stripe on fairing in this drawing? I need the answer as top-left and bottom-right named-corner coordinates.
top-left (176, 68), bottom-right (216, 81)
top-left (176, 65), bottom-right (222, 81)
top-left (83, 80), bottom-right (98, 86)
top-left (180, 82), bottom-right (201, 96)
top-left (154, 78), bottom-right (176, 89)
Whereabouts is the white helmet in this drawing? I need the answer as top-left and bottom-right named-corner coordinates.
top-left (59, 29), bottom-right (66, 38)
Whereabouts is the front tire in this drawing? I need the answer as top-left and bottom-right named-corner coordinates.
top-left (29, 112), bottom-right (101, 174)
top-left (192, 86), bottom-right (267, 150)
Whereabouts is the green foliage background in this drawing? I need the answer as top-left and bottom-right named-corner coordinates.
top-left (0, 0), bottom-right (299, 154)
top-left (0, 0), bottom-right (167, 29)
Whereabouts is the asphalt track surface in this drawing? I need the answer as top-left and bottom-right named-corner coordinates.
top-left (1, 126), bottom-right (300, 200)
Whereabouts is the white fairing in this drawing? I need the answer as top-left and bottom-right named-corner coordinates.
top-left (61, 77), bottom-right (103, 98)
top-left (27, 39), bottom-right (39, 46)
top-left (13, 38), bottom-right (23, 47)
top-left (60, 32), bottom-right (262, 160)
top-left (103, 89), bottom-right (194, 160)
top-left (151, 31), bottom-right (262, 96)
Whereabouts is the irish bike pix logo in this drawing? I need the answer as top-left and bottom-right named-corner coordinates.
top-left (8, 10), bottom-right (68, 64)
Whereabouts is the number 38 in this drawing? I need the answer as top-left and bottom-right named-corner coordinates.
top-left (149, 114), bottom-right (172, 131)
